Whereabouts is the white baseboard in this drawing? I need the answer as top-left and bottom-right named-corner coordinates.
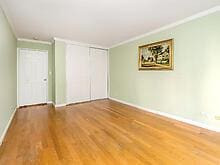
top-left (47, 101), bottom-right (53, 104)
top-left (47, 101), bottom-right (66, 108)
top-left (109, 97), bottom-right (220, 133)
top-left (0, 108), bottom-right (17, 146)
top-left (54, 103), bottom-right (66, 108)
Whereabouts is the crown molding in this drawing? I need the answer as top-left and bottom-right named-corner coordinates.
top-left (17, 38), bottom-right (52, 45)
top-left (53, 37), bottom-right (109, 50)
top-left (110, 6), bottom-right (220, 48)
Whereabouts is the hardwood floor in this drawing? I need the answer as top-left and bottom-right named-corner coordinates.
top-left (1, 99), bottom-right (220, 165)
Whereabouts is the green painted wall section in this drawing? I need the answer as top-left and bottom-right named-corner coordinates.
top-left (109, 11), bottom-right (220, 128)
top-left (17, 41), bottom-right (53, 101)
top-left (54, 40), bottom-right (66, 105)
top-left (0, 8), bottom-right (17, 139)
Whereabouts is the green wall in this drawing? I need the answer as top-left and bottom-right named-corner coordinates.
top-left (0, 8), bottom-right (17, 141)
top-left (54, 40), bottom-right (66, 105)
top-left (17, 40), bottom-right (53, 101)
top-left (109, 11), bottom-right (220, 128)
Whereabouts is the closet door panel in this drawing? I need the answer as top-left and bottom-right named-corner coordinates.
top-left (90, 48), bottom-right (108, 100)
top-left (66, 45), bottom-right (90, 104)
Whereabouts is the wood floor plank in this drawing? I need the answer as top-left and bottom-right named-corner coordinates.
top-left (0, 99), bottom-right (220, 165)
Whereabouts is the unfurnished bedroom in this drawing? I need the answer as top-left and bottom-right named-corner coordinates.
top-left (0, 0), bottom-right (220, 164)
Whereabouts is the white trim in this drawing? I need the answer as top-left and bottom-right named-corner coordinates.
top-left (47, 101), bottom-right (57, 107)
top-left (0, 108), bottom-right (17, 146)
top-left (48, 101), bottom-right (63, 107)
top-left (17, 38), bottom-right (52, 45)
top-left (17, 47), bottom-right (49, 52)
top-left (53, 37), bottom-right (109, 50)
top-left (110, 6), bottom-right (220, 48)
top-left (54, 103), bottom-right (66, 108)
top-left (109, 97), bottom-right (220, 133)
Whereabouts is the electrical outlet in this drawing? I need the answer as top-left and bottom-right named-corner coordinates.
top-left (215, 116), bottom-right (220, 120)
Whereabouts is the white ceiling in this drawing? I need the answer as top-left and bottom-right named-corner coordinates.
top-left (1, 0), bottom-right (220, 47)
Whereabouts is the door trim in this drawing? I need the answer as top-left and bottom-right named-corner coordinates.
top-left (17, 48), bottom-right (49, 106)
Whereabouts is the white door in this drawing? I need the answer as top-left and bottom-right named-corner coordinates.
top-left (90, 48), bottom-right (108, 100)
top-left (66, 44), bottom-right (90, 104)
top-left (19, 49), bottom-right (48, 106)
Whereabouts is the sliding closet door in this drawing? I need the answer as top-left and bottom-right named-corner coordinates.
top-left (90, 48), bottom-right (108, 100)
top-left (66, 44), bottom-right (90, 104)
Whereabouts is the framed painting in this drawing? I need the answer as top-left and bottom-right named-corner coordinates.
top-left (138, 39), bottom-right (173, 70)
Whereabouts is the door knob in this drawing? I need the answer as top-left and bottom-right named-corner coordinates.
top-left (43, 79), bottom-right (47, 81)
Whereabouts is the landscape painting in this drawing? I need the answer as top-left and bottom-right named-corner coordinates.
top-left (138, 39), bottom-right (173, 70)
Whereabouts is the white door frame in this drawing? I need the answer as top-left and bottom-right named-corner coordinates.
top-left (17, 48), bottom-right (48, 106)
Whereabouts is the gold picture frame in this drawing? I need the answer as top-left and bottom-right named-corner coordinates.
top-left (138, 39), bottom-right (173, 70)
